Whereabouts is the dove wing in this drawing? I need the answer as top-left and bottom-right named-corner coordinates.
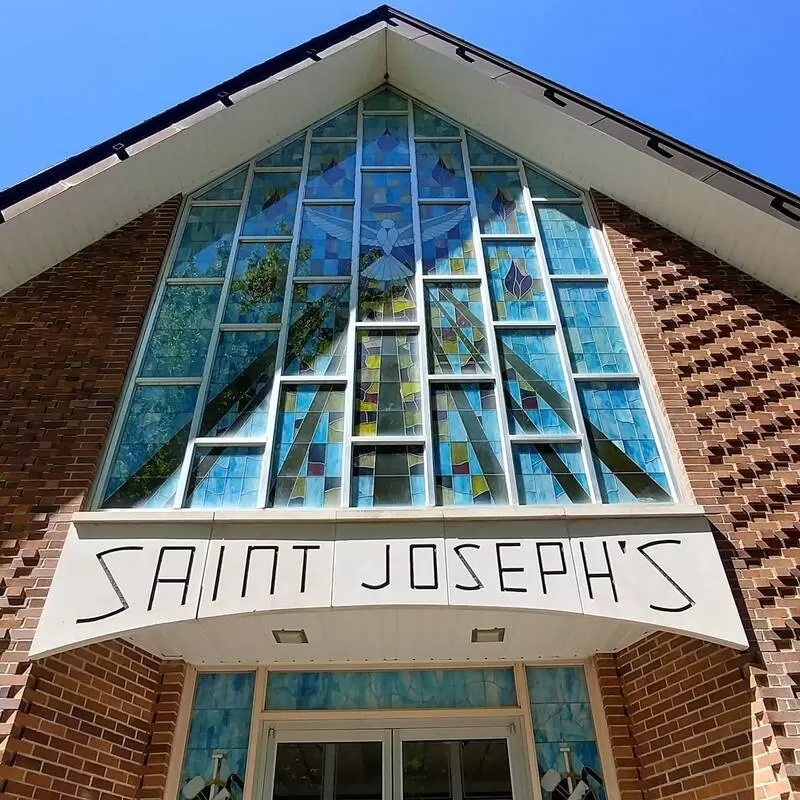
top-left (420, 205), bottom-right (469, 242)
top-left (394, 222), bottom-right (416, 247)
top-left (305, 208), bottom-right (356, 242)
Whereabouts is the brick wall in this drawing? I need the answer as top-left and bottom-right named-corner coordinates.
top-left (592, 191), bottom-right (799, 800)
top-left (0, 198), bottom-right (183, 799)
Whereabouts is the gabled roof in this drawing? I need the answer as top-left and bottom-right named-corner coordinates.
top-left (2, 6), bottom-right (799, 300)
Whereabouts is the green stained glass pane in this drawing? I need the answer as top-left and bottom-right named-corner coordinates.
top-left (296, 206), bottom-right (353, 277)
top-left (170, 206), bottom-right (238, 278)
top-left (473, 170), bottom-right (530, 235)
top-left (466, 133), bottom-right (517, 166)
top-left (140, 284), bottom-right (221, 378)
top-left (484, 242), bottom-right (549, 321)
top-left (362, 115), bottom-right (409, 167)
top-left (255, 136), bottom-right (305, 168)
top-left (243, 172), bottom-right (300, 236)
top-left (355, 331), bottom-right (422, 437)
top-left (313, 106), bottom-right (358, 138)
top-left (431, 383), bottom-right (507, 506)
top-left (186, 446), bottom-right (262, 508)
top-left (536, 204), bottom-right (603, 275)
top-left (425, 283), bottom-right (490, 374)
top-left (284, 283), bottom-right (349, 376)
top-left (200, 330), bottom-right (279, 437)
top-left (352, 446), bottom-right (425, 507)
top-left (270, 386), bottom-right (344, 508)
top-left (306, 141), bottom-right (356, 200)
top-left (513, 443), bottom-right (590, 505)
top-left (420, 204), bottom-right (476, 275)
top-left (197, 168), bottom-right (247, 201)
top-left (415, 141), bottom-right (468, 199)
top-left (225, 242), bottom-right (290, 323)
top-left (102, 385), bottom-right (198, 509)
top-left (359, 172), bottom-right (416, 322)
top-left (363, 87), bottom-right (408, 111)
top-left (524, 165), bottom-right (579, 199)
top-left (413, 105), bottom-right (459, 137)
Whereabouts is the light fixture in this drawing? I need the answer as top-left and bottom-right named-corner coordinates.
top-left (272, 629), bottom-right (308, 644)
top-left (471, 627), bottom-right (505, 643)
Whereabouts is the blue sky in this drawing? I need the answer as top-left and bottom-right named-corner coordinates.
top-left (2, 0), bottom-right (798, 194)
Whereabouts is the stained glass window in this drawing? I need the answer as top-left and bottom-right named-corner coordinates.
top-left (99, 86), bottom-right (674, 510)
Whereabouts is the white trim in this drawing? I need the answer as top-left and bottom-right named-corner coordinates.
top-left (162, 664), bottom-right (197, 800)
top-left (584, 659), bottom-right (622, 800)
top-left (513, 664), bottom-right (543, 800)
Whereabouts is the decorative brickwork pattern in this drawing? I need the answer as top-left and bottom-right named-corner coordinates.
top-left (592, 191), bottom-right (798, 800)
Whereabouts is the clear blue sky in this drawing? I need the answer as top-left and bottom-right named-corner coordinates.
top-left (2, 1), bottom-right (798, 194)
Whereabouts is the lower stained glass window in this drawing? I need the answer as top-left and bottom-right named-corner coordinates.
top-left (186, 447), bottom-right (262, 508)
top-left (352, 445), bottom-right (425, 507)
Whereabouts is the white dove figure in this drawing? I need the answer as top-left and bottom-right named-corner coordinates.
top-left (306, 205), bottom-right (470, 282)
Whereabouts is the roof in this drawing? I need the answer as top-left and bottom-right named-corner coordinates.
top-left (2, 6), bottom-right (799, 300)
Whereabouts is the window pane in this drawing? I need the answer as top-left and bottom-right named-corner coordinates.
top-left (420, 205), bottom-right (476, 275)
top-left (472, 170), bottom-right (530, 235)
top-left (577, 381), bottom-right (671, 502)
top-left (284, 283), bottom-right (349, 375)
top-left (273, 743), bottom-right (324, 800)
top-left (200, 330), bottom-right (279, 437)
top-left (496, 330), bottom-right (574, 434)
top-left (466, 134), bottom-right (517, 167)
top-left (352, 446), bottom-right (425, 507)
top-left (225, 242), bottom-right (290, 323)
top-left (415, 141), bottom-right (468, 199)
top-left (196, 168), bottom-right (247, 201)
top-left (431, 384), bottom-right (506, 505)
top-left (524, 165), bottom-right (579, 200)
top-left (243, 172), bottom-right (300, 236)
top-left (102, 385), bottom-right (198, 508)
top-left (362, 115), bottom-right (409, 167)
top-left (554, 282), bottom-right (632, 373)
top-left (363, 87), bottom-right (408, 111)
top-left (461, 740), bottom-right (513, 800)
top-left (484, 242), bottom-right (549, 321)
top-left (185, 446), bottom-right (262, 508)
top-left (140, 284), bottom-right (221, 378)
top-left (513, 443), bottom-right (590, 504)
top-left (403, 741), bottom-right (451, 800)
top-left (255, 136), bottom-right (305, 168)
top-left (335, 742), bottom-right (382, 800)
top-left (171, 205), bottom-right (238, 277)
top-left (297, 206), bottom-right (353, 277)
top-left (306, 141), bottom-right (356, 200)
top-left (426, 283), bottom-right (490, 374)
top-left (359, 172), bottom-right (416, 321)
top-left (313, 105), bottom-right (358, 138)
top-left (536, 204), bottom-right (603, 275)
top-left (270, 385), bottom-right (344, 508)
top-left (414, 104), bottom-right (459, 137)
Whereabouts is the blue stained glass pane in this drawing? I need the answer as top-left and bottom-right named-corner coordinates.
top-left (426, 283), bottom-right (491, 374)
top-left (306, 141), bottom-right (356, 200)
top-left (536, 205), bottom-right (603, 275)
top-left (413, 105), bottom-right (459, 137)
top-left (352, 446), bottom-right (425, 507)
top-left (555, 282), bottom-right (632, 374)
top-left (267, 669), bottom-right (515, 710)
top-left (578, 381), bottom-right (671, 502)
top-left (363, 87), bottom-right (408, 111)
top-left (497, 330), bottom-right (573, 435)
top-left (284, 283), bottom-right (349, 375)
top-left (225, 243), bottom-right (290, 323)
top-left (484, 242), bottom-right (549, 321)
top-left (186, 447), bottom-right (262, 508)
top-left (513, 444), bottom-right (590, 505)
top-left (242, 172), bottom-right (300, 236)
top-left (431, 383), bottom-right (507, 506)
top-left (362, 115), bottom-right (410, 167)
top-left (535, 742), bottom-right (606, 800)
top-left (255, 136), bottom-right (305, 168)
top-left (197, 169), bottom-right (248, 202)
top-left (415, 141), bottom-right (468, 199)
top-left (466, 133), bottom-right (517, 166)
top-left (473, 171), bottom-right (530, 235)
top-left (271, 386), bottom-right (344, 508)
top-left (524, 166), bottom-right (579, 199)
top-left (141, 284), bottom-right (221, 378)
top-left (359, 172), bottom-right (416, 321)
top-left (297, 205), bottom-right (353, 277)
top-left (180, 672), bottom-right (255, 800)
top-left (527, 666), bottom-right (589, 704)
top-left (103, 385), bottom-right (198, 509)
top-left (200, 330), bottom-right (278, 437)
top-left (420, 205), bottom-right (477, 275)
top-left (171, 206), bottom-right (237, 277)
top-left (313, 106), bottom-right (357, 137)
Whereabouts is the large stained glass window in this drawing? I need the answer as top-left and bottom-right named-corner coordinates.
top-left (98, 86), bottom-right (675, 509)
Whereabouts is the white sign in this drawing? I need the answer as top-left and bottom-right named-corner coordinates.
top-left (31, 523), bottom-right (748, 658)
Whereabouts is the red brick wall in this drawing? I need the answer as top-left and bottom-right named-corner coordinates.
top-left (0, 198), bottom-right (183, 799)
top-left (591, 191), bottom-right (798, 800)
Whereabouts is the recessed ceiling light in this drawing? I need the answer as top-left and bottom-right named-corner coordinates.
top-left (471, 627), bottom-right (505, 643)
top-left (272, 629), bottom-right (308, 644)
